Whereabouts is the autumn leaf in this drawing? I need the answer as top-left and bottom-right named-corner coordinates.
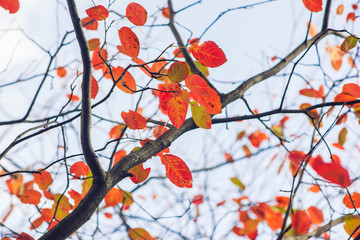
top-left (264, 206), bottom-right (283, 230)
top-left (6, 174), bottom-right (23, 196)
top-left (16, 232), bottom-right (34, 240)
top-left (126, 2), bottom-right (147, 26)
top-left (70, 161), bottom-right (89, 178)
top-left (117, 27), bottom-right (140, 58)
top-left (109, 124), bottom-right (125, 139)
top-left (129, 163), bottom-right (151, 184)
top-left (190, 101), bottom-right (212, 129)
top-left (311, 155), bottom-right (352, 188)
top-left (87, 38), bottom-right (100, 51)
top-left (248, 130), bottom-right (268, 148)
top-left (334, 93), bottom-right (358, 103)
top-left (347, 13), bottom-right (356, 22)
top-left (0, 0), bottom-right (19, 14)
top-left (121, 110), bottom-right (147, 130)
top-left (192, 194), bottom-right (204, 205)
top-left (190, 86), bottom-right (222, 114)
top-left (112, 66), bottom-right (137, 94)
top-left (160, 154), bottom-right (193, 188)
top-left (168, 61), bottom-right (189, 83)
top-left (185, 74), bottom-right (210, 96)
top-left (275, 196), bottom-right (289, 209)
top-left (67, 94), bottom-right (80, 102)
top-left (292, 210), bottom-right (312, 235)
top-left (81, 17), bottom-right (98, 30)
top-left (112, 149), bottom-right (127, 166)
top-left (343, 192), bottom-right (360, 209)
top-left (344, 215), bottom-right (360, 238)
top-left (302, 0), bottom-right (322, 12)
top-left (128, 228), bottom-right (154, 240)
top-left (308, 184), bottom-right (320, 192)
top-left (299, 85), bottom-right (324, 98)
top-left (68, 189), bottom-right (82, 208)
top-left (341, 36), bottom-right (358, 52)
top-left (337, 4), bottom-right (344, 15)
top-left (326, 41), bottom-right (346, 71)
top-left (338, 127), bottom-right (347, 147)
top-left (92, 47), bottom-right (107, 70)
top-left (19, 189), bottom-right (42, 205)
top-left (188, 61), bottom-right (210, 77)
top-left (56, 67), bottom-right (67, 78)
top-left (342, 83), bottom-right (360, 98)
top-left (167, 96), bottom-right (188, 128)
top-left (190, 41), bottom-right (227, 67)
top-left (162, 7), bottom-right (170, 19)
top-left (105, 188), bottom-right (123, 207)
top-left (230, 177), bottom-right (246, 190)
top-left (86, 5), bottom-right (109, 21)
top-left (33, 169), bottom-right (53, 191)
top-left (91, 76), bottom-right (99, 99)
top-left (224, 153), bottom-right (234, 162)
top-left (307, 206), bottom-right (324, 224)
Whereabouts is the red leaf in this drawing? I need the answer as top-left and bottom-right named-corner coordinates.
top-left (224, 153), bottom-right (234, 162)
top-left (160, 154), bottom-right (193, 188)
top-left (81, 17), bottom-right (98, 30)
top-left (105, 188), bottom-right (123, 207)
top-left (91, 76), bottom-right (99, 99)
top-left (185, 74), bottom-right (211, 96)
top-left (86, 5), bottom-right (109, 21)
top-left (334, 93), bottom-right (358, 103)
top-left (67, 94), bottom-right (80, 102)
top-left (30, 216), bottom-right (44, 230)
top-left (190, 41), bottom-right (227, 67)
top-left (117, 27), bottom-right (140, 58)
top-left (19, 189), bottom-right (42, 205)
top-left (16, 233), bottom-right (34, 240)
top-left (126, 2), bottom-right (147, 26)
top-left (311, 155), bottom-right (352, 187)
top-left (190, 87), bottom-right (222, 114)
top-left (302, 0), bottom-right (322, 12)
top-left (248, 130), bottom-right (268, 147)
top-left (70, 161), bottom-right (89, 178)
top-left (343, 192), bottom-right (360, 209)
top-left (162, 7), bottom-right (170, 19)
top-left (167, 96), bottom-right (188, 128)
top-left (275, 196), bottom-right (290, 209)
top-left (347, 12), bottom-right (356, 22)
top-left (168, 61), bottom-right (189, 83)
top-left (92, 47), bottom-right (107, 70)
top-left (121, 110), bottom-right (147, 130)
top-left (342, 83), bottom-right (360, 98)
top-left (112, 150), bottom-right (127, 166)
top-left (56, 67), bottom-right (67, 78)
top-left (109, 124), bottom-right (126, 139)
top-left (307, 206), bottom-right (324, 224)
top-left (299, 85), bottom-right (324, 98)
top-left (192, 194), bottom-right (204, 205)
top-left (68, 189), bottom-right (82, 208)
top-left (0, 0), bottom-right (19, 13)
top-left (112, 66), bottom-right (137, 94)
top-left (337, 4), bottom-right (344, 14)
top-left (33, 169), bottom-right (53, 191)
top-left (292, 210), bottom-right (312, 235)
top-left (129, 163), bottom-right (150, 184)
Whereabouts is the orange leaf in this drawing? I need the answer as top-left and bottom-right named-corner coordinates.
top-left (264, 206), bottom-right (283, 230)
top-left (344, 215), bottom-right (360, 238)
top-left (311, 155), bottom-right (352, 187)
top-left (190, 101), bottom-right (212, 129)
top-left (92, 47), bottom-right (107, 70)
top-left (91, 76), bottom-right (99, 99)
top-left (19, 189), bottom-right (41, 205)
top-left (192, 194), bottom-right (204, 205)
top-left (302, 0), bottom-right (322, 12)
top-left (292, 210), bottom-right (311, 235)
top-left (129, 163), bottom-right (150, 184)
top-left (336, 113), bottom-right (347, 125)
top-left (162, 7), bottom-right (170, 19)
top-left (275, 196), bottom-right (289, 209)
top-left (343, 192), bottom-right (360, 209)
top-left (337, 4), bottom-right (344, 15)
top-left (299, 85), bottom-right (324, 98)
top-left (112, 150), bottom-right (127, 166)
top-left (30, 216), bottom-right (44, 230)
top-left (105, 188), bottom-right (123, 207)
top-left (6, 174), bottom-right (23, 196)
top-left (117, 27), bottom-right (140, 58)
top-left (307, 21), bottom-right (318, 38)
top-left (347, 13), bottom-right (356, 22)
top-left (112, 66), bottom-right (137, 94)
top-left (68, 189), bottom-right (82, 208)
top-left (243, 145), bottom-right (251, 158)
top-left (16, 233), bottom-right (34, 240)
top-left (0, 0), bottom-right (19, 14)
top-left (248, 130), bottom-right (268, 148)
top-left (33, 169), bottom-right (53, 191)
top-left (128, 227), bottom-right (154, 240)
top-left (326, 42), bottom-right (345, 71)
top-left (109, 124), bottom-right (126, 139)
top-left (334, 93), bottom-right (358, 103)
top-left (308, 184), bottom-right (320, 193)
top-left (307, 206), bottom-right (324, 224)
top-left (185, 74), bottom-right (210, 96)
top-left (190, 41), bottom-right (227, 67)
top-left (81, 17), bottom-right (98, 30)
top-left (167, 96), bottom-right (188, 128)
top-left (56, 67), bottom-right (67, 78)
top-left (342, 83), bottom-right (360, 98)
top-left (348, 55), bottom-right (356, 68)
top-left (86, 5), bottom-right (109, 21)
top-left (87, 38), bottom-right (100, 51)
top-left (160, 154), bottom-right (193, 188)
top-left (70, 161), bottom-right (89, 178)
top-left (121, 110), bottom-right (147, 130)
top-left (168, 61), bottom-right (189, 83)
top-left (190, 87), bottom-right (222, 114)
top-left (126, 2), bottom-right (147, 26)
top-left (67, 94), bottom-right (80, 102)
top-left (224, 153), bottom-right (234, 162)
